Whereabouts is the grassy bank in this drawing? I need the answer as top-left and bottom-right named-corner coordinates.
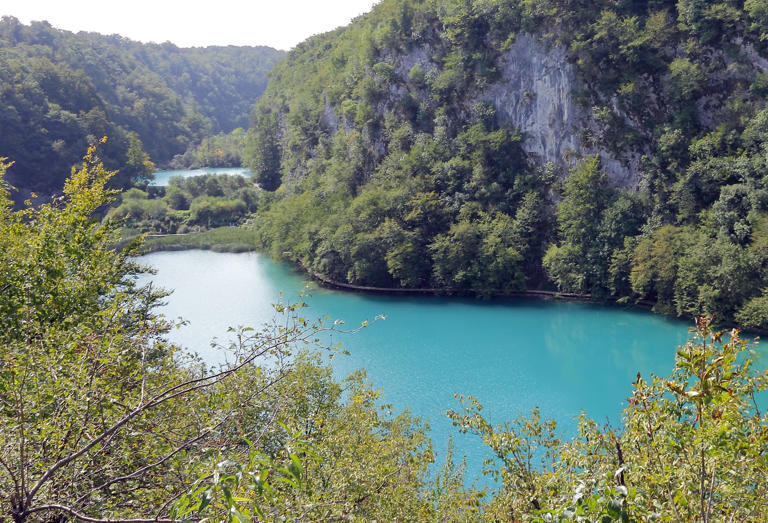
top-left (139, 226), bottom-right (258, 253)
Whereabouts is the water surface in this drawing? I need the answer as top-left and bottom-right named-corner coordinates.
top-left (138, 250), bottom-right (751, 484)
top-left (150, 167), bottom-right (252, 186)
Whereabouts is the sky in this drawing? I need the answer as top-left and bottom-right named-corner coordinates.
top-left (0, 0), bottom-right (380, 50)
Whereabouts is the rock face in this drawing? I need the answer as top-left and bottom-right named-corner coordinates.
top-left (481, 35), bottom-right (581, 167)
top-left (319, 33), bottom-right (645, 187)
top-left (479, 34), bottom-right (641, 187)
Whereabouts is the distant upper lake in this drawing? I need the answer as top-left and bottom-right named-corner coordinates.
top-left (150, 167), bottom-right (252, 186)
top-left (137, 250), bottom-right (764, 485)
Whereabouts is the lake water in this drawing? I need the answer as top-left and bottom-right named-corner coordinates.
top-left (137, 250), bottom-right (759, 485)
top-left (150, 167), bottom-right (252, 186)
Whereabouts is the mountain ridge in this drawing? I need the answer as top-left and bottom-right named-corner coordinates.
top-left (0, 16), bottom-right (284, 200)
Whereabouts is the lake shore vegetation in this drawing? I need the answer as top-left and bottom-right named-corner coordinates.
top-left (240, 0), bottom-right (768, 331)
top-left (108, 173), bottom-right (261, 235)
top-left (141, 226), bottom-right (260, 253)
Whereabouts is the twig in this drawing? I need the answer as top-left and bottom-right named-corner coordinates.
top-left (22, 503), bottom-right (177, 523)
top-left (25, 328), bottom-right (316, 507)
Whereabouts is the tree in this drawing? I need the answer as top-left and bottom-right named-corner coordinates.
top-left (122, 131), bottom-right (156, 187)
top-left (544, 156), bottom-right (612, 294)
top-left (0, 147), bottom-right (353, 522)
top-left (630, 225), bottom-right (684, 310)
top-left (542, 242), bottom-right (586, 292)
top-left (666, 57), bottom-right (705, 115)
top-left (245, 107), bottom-right (282, 191)
top-left (735, 290), bottom-right (768, 328)
top-left (429, 211), bottom-right (525, 297)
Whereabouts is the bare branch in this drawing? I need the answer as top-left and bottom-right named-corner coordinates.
top-left (22, 503), bottom-right (178, 523)
top-left (75, 420), bottom-right (223, 506)
top-left (0, 450), bottom-right (21, 499)
top-left (25, 319), bottom-right (321, 513)
top-left (25, 328), bottom-right (306, 505)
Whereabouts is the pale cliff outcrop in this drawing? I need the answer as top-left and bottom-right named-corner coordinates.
top-left (479, 34), bottom-right (641, 187)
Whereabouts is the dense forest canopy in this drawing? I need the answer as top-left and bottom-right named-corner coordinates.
top-left (243, 0), bottom-right (768, 329)
top-left (0, 16), bottom-right (283, 201)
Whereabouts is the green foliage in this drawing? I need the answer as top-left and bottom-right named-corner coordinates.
top-left (628, 222), bottom-right (768, 321)
top-left (0, 17), bottom-right (283, 200)
top-left (556, 156), bottom-right (609, 247)
top-left (189, 195), bottom-right (247, 228)
top-left (1, 152), bottom-right (441, 522)
top-left (735, 290), bottom-right (768, 327)
top-left (174, 364), bottom-right (440, 522)
top-left (543, 242), bottom-right (586, 293)
top-left (246, 46), bottom-right (537, 293)
top-left (430, 211), bottom-right (525, 297)
top-left (544, 156), bottom-right (629, 295)
top-left (142, 226), bottom-right (259, 253)
top-left (3, 151), bottom-right (768, 520)
top-left (237, 0), bottom-right (768, 327)
top-left (630, 225), bottom-right (685, 310)
top-left (169, 128), bottom-right (248, 169)
top-left (746, 0), bottom-right (768, 40)
top-left (123, 131), bottom-right (155, 185)
top-left (107, 173), bottom-right (260, 234)
top-left (408, 63), bottom-right (425, 85)
top-left (0, 145), bottom-right (190, 520)
top-left (244, 107), bottom-right (282, 191)
top-left (667, 57), bottom-right (706, 103)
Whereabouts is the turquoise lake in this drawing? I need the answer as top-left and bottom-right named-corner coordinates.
top-left (150, 167), bottom-right (252, 186)
top-left (137, 249), bottom-right (761, 485)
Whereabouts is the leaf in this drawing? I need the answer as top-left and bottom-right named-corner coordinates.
top-left (606, 498), bottom-right (623, 518)
top-left (289, 453), bottom-right (303, 482)
top-left (274, 476), bottom-right (298, 488)
top-left (199, 489), bottom-right (212, 512)
top-left (230, 508), bottom-right (251, 523)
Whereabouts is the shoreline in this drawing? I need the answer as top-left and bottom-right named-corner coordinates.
top-left (133, 240), bottom-right (766, 336)
top-left (306, 261), bottom-right (652, 304)
top-left (305, 265), bottom-right (765, 335)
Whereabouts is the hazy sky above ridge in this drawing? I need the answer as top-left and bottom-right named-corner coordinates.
top-left (1, 0), bottom-right (379, 50)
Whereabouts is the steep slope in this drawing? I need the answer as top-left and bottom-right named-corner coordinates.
top-left (110, 39), bottom-right (282, 133)
top-left (0, 16), bottom-right (283, 200)
top-left (246, 0), bottom-right (768, 328)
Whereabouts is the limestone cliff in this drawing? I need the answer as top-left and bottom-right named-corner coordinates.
top-left (314, 32), bottom-right (645, 188)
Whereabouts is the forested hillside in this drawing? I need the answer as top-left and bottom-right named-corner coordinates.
top-left (245, 0), bottom-right (768, 328)
top-left (0, 16), bottom-right (283, 201)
